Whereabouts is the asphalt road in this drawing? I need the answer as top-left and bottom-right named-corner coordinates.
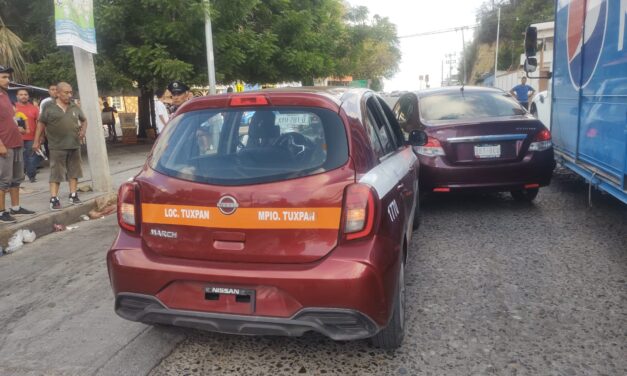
top-left (0, 168), bottom-right (624, 376)
top-left (0, 215), bottom-right (185, 376)
top-left (149, 169), bottom-right (626, 376)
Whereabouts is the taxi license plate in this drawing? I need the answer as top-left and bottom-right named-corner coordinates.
top-left (205, 286), bottom-right (257, 312)
top-left (474, 144), bottom-right (501, 158)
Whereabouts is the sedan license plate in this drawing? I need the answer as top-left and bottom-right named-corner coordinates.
top-left (474, 144), bottom-right (501, 158)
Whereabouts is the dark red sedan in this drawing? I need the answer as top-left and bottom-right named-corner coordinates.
top-left (394, 86), bottom-right (555, 201)
top-left (108, 87), bottom-right (427, 349)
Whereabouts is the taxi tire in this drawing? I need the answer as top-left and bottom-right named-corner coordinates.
top-left (511, 188), bottom-right (539, 202)
top-left (371, 258), bottom-right (405, 349)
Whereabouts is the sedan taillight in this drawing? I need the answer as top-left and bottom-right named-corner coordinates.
top-left (118, 182), bottom-right (140, 233)
top-left (415, 137), bottom-right (445, 157)
top-left (529, 128), bottom-right (552, 151)
top-left (342, 183), bottom-right (376, 240)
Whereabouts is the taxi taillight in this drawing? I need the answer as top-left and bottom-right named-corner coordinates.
top-left (118, 182), bottom-right (140, 233)
top-left (342, 183), bottom-right (376, 240)
top-left (229, 95), bottom-right (269, 107)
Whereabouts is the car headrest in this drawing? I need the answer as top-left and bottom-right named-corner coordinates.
top-left (249, 111), bottom-right (279, 145)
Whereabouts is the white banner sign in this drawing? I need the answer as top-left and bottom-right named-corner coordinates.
top-left (55, 0), bottom-right (97, 54)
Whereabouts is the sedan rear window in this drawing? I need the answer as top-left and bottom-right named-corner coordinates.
top-left (420, 91), bottom-right (526, 123)
top-left (150, 107), bottom-right (348, 185)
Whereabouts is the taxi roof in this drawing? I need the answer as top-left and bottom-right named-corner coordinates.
top-left (177, 86), bottom-right (370, 115)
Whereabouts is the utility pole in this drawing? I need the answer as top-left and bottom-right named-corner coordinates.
top-left (55, 0), bottom-right (111, 192)
top-left (461, 27), bottom-right (467, 85)
top-left (494, 7), bottom-right (501, 85)
top-left (445, 53), bottom-right (456, 86)
top-left (72, 47), bottom-right (112, 192)
top-left (204, 0), bottom-right (217, 95)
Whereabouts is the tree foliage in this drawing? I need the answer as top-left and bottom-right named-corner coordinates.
top-left (3, 0), bottom-right (400, 88)
top-left (2, 0), bottom-right (401, 131)
top-left (341, 12), bottom-right (401, 80)
top-left (0, 15), bottom-right (27, 81)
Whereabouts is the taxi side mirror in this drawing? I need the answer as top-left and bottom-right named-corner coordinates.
top-left (407, 130), bottom-right (427, 146)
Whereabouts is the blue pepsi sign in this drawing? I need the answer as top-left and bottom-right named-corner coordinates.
top-left (566, 0), bottom-right (608, 89)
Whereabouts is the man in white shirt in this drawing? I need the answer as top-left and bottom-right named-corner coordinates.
top-left (38, 84), bottom-right (57, 113)
top-left (154, 88), bottom-right (169, 135)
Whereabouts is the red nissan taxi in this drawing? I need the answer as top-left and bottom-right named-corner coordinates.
top-left (107, 87), bottom-right (427, 349)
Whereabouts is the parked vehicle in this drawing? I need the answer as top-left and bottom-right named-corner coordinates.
top-left (393, 87), bottom-right (555, 201)
top-left (107, 87), bottom-right (427, 349)
top-left (525, 0), bottom-right (627, 204)
top-left (529, 90), bottom-right (551, 128)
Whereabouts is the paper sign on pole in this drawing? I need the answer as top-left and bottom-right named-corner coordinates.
top-left (55, 0), bottom-right (97, 54)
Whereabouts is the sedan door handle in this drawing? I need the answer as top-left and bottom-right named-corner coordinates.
top-left (396, 183), bottom-right (405, 191)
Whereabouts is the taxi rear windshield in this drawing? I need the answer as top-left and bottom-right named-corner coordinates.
top-left (420, 92), bottom-right (526, 124)
top-left (150, 107), bottom-right (349, 185)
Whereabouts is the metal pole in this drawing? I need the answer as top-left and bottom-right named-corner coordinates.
top-left (461, 27), bottom-right (467, 85)
top-left (204, 0), bottom-right (216, 95)
top-left (494, 7), bottom-right (501, 85)
top-left (448, 54), bottom-right (453, 86)
top-left (72, 46), bottom-right (112, 192)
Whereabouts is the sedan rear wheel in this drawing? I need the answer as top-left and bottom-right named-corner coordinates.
top-left (511, 187), bottom-right (539, 202)
top-left (371, 258), bottom-right (405, 349)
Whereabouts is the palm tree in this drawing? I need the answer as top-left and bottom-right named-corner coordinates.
top-left (0, 14), bottom-right (26, 81)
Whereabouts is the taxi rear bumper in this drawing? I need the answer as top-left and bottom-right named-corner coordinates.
top-left (116, 293), bottom-right (378, 340)
top-left (107, 231), bottom-right (401, 335)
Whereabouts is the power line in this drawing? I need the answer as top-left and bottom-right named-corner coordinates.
top-left (399, 24), bottom-right (479, 39)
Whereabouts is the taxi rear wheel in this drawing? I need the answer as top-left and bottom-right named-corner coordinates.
top-left (371, 258), bottom-right (405, 349)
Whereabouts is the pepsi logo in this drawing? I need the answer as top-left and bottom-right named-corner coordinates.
top-left (566, 0), bottom-right (608, 89)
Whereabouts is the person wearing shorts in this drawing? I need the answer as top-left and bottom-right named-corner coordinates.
top-left (0, 65), bottom-right (35, 223)
top-left (34, 82), bottom-right (87, 211)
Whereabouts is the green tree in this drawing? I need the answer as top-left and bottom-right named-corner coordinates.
top-left (340, 9), bottom-right (401, 89)
top-left (5, 0), bottom-right (402, 129)
top-left (1, 0), bottom-right (130, 91)
top-left (0, 15), bottom-right (27, 81)
top-left (462, 0), bottom-right (554, 80)
top-left (95, 0), bottom-right (209, 135)
top-left (211, 0), bottom-right (347, 84)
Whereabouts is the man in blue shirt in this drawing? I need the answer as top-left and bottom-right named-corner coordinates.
top-left (510, 77), bottom-right (535, 110)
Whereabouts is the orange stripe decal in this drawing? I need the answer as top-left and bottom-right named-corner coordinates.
top-left (141, 204), bottom-right (342, 230)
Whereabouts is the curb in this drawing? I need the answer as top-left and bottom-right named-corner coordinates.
top-left (0, 193), bottom-right (117, 249)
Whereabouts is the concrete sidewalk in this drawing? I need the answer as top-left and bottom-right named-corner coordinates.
top-left (0, 142), bottom-right (153, 249)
